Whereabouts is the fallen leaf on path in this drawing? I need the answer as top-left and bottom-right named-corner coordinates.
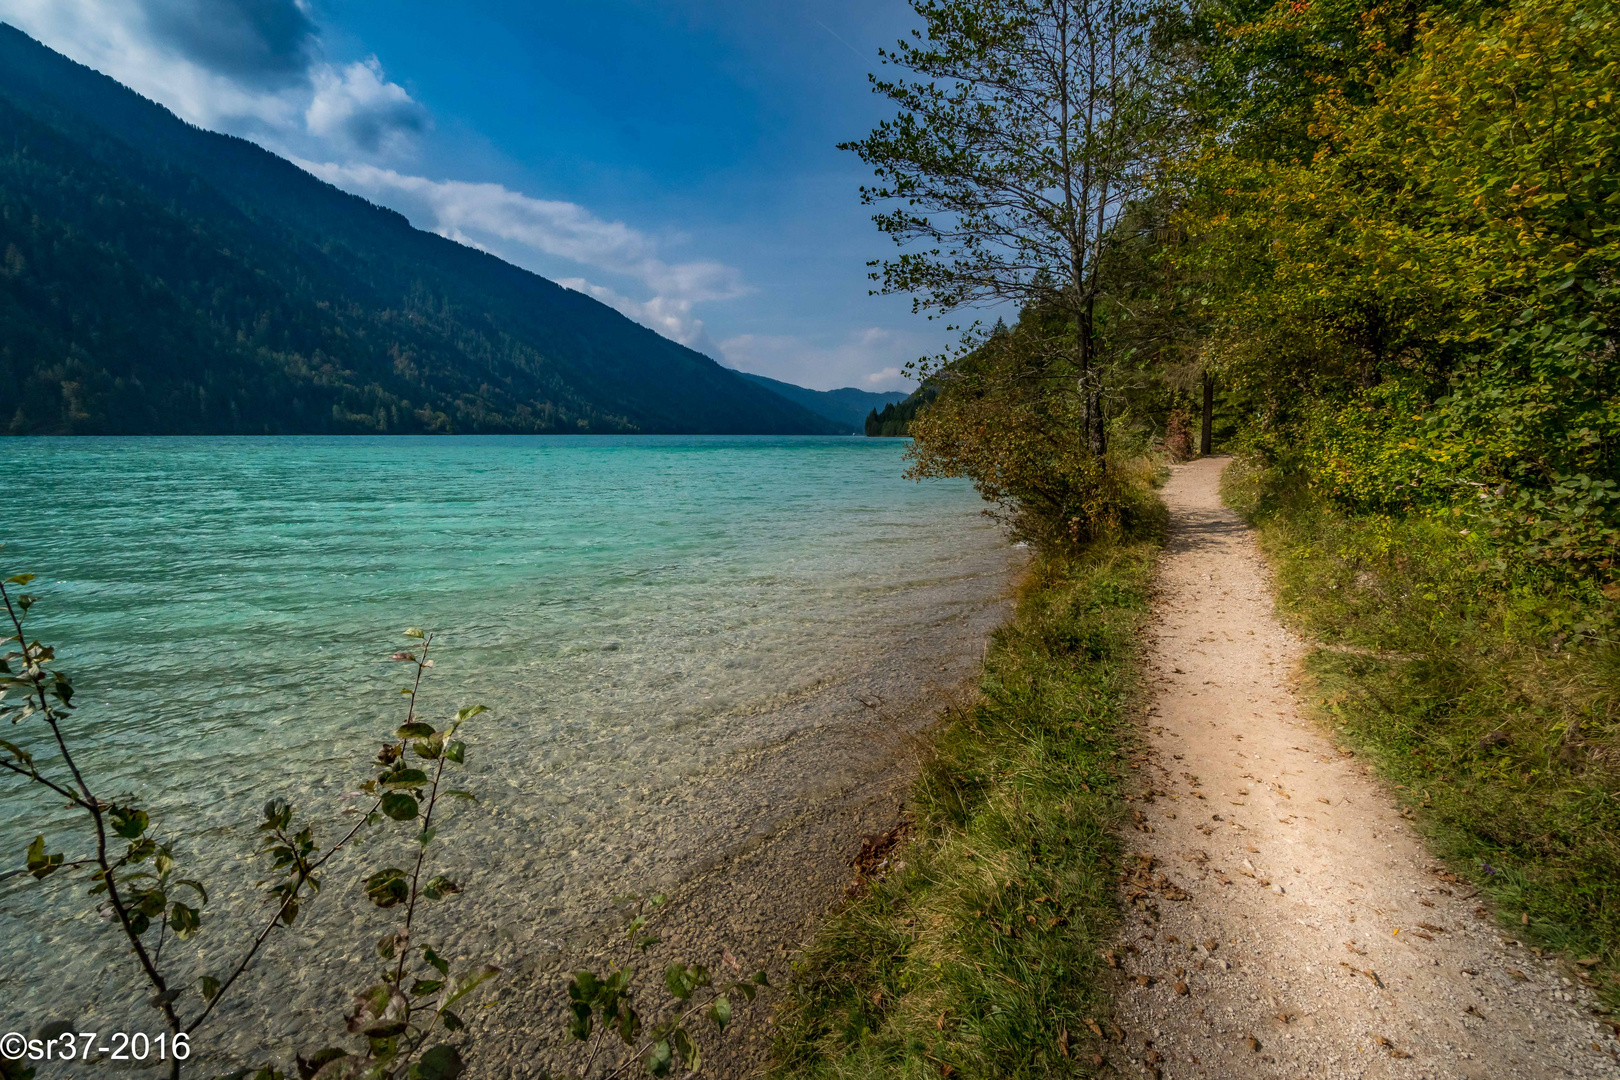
top-left (1174, 981), bottom-right (1189, 996)
top-left (1244, 1034), bottom-right (1261, 1053)
top-left (1576, 956), bottom-right (1600, 967)
top-left (1085, 1019), bottom-right (1103, 1038)
top-left (1506, 968), bottom-right (1528, 981)
top-left (1417, 922), bottom-right (1447, 933)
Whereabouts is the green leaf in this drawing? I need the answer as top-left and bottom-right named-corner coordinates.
top-left (444, 789), bottom-right (477, 802)
top-left (199, 975), bottom-right (222, 1002)
top-left (439, 964), bottom-right (500, 1010)
top-left (439, 1010), bottom-right (464, 1033)
top-left (168, 902), bottom-right (202, 939)
top-left (409, 979), bottom-right (445, 997)
top-left (407, 1045), bottom-right (464, 1080)
top-left (671, 1027), bottom-right (700, 1072)
top-left (0, 739), bottom-right (32, 766)
top-left (384, 768), bottom-right (429, 788)
top-left (707, 994), bottom-right (731, 1029)
top-left (453, 704), bottom-right (488, 722)
top-left (376, 933), bottom-right (401, 960)
top-left (5, 574), bottom-right (36, 586)
top-left (445, 741), bottom-right (466, 764)
top-left (25, 834), bottom-right (63, 880)
top-left (364, 868), bottom-right (409, 908)
top-left (403, 627), bottom-right (426, 639)
top-left (645, 1039), bottom-right (673, 1077)
top-left (380, 793), bottom-right (419, 821)
top-left (423, 875), bottom-right (461, 901)
top-left (396, 722), bottom-right (435, 738)
top-left (424, 946), bottom-right (450, 976)
top-left (109, 805), bottom-right (149, 839)
top-left (174, 878), bottom-right (209, 905)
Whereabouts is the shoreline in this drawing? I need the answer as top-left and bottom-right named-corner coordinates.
top-left (454, 548), bottom-right (1026, 1078)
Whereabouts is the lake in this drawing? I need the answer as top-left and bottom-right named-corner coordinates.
top-left (0, 435), bottom-right (1014, 1071)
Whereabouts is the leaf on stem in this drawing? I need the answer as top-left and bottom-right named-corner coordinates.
top-left (439, 965), bottom-right (499, 1010)
top-left (108, 805), bottom-right (149, 839)
top-left (403, 628), bottom-right (426, 640)
top-left (453, 704), bottom-right (487, 722)
top-left (379, 793), bottom-right (418, 821)
top-left (25, 834), bottom-right (63, 879)
top-left (168, 902), bottom-right (201, 939)
top-left (422, 875), bottom-right (460, 900)
top-left (365, 868), bottom-right (409, 908)
top-left (199, 974), bottom-right (222, 1001)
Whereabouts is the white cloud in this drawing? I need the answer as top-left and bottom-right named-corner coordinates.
top-left (297, 161), bottom-right (742, 351)
top-left (306, 59), bottom-right (429, 155)
top-left (0, 0), bottom-right (427, 159)
top-left (1, 0), bottom-right (745, 357)
top-left (718, 328), bottom-right (923, 392)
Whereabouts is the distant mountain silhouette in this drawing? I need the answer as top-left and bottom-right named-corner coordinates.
top-left (734, 371), bottom-right (906, 433)
top-left (0, 24), bottom-right (845, 436)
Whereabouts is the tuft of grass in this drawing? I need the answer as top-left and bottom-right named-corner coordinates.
top-left (1223, 456), bottom-right (1620, 1011)
top-left (769, 529), bottom-right (1160, 1080)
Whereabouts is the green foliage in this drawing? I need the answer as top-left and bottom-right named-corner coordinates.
top-left (906, 310), bottom-right (1163, 551)
top-left (561, 893), bottom-right (772, 1078)
top-left (1, 569), bottom-right (499, 1078)
top-left (1224, 457), bottom-right (1620, 1009)
top-left (1176, 0), bottom-right (1620, 579)
top-left (864, 384), bottom-right (938, 438)
top-left (771, 534), bottom-right (1159, 1079)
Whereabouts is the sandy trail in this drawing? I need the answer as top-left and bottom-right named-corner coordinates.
top-left (1112, 457), bottom-right (1620, 1080)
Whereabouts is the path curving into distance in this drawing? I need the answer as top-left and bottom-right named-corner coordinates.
top-left (1111, 456), bottom-right (1620, 1080)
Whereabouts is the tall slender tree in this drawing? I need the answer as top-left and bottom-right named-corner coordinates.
top-left (843, 0), bottom-right (1161, 456)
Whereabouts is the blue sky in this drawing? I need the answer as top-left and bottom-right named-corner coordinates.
top-left (0, 0), bottom-right (959, 391)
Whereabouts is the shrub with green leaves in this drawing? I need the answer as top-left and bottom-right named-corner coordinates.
top-left (1, 571), bottom-right (497, 1080)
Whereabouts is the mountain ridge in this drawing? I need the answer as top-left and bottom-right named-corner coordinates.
top-left (0, 24), bottom-right (846, 437)
top-left (733, 371), bottom-right (907, 433)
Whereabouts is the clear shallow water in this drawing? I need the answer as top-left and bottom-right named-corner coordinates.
top-left (0, 435), bottom-right (1009, 1059)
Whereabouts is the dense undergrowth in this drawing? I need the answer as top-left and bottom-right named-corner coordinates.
top-left (770, 516), bottom-right (1161, 1080)
top-left (1222, 456), bottom-right (1620, 1012)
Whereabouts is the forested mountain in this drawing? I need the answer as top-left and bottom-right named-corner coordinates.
top-left (0, 25), bottom-right (845, 436)
top-left (733, 371), bottom-right (905, 432)
top-left (864, 383), bottom-right (939, 437)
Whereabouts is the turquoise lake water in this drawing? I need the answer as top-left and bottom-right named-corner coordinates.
top-left (0, 435), bottom-right (1010, 1056)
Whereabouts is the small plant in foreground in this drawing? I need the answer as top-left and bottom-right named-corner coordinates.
top-left (559, 894), bottom-right (770, 1079)
top-left (0, 566), bottom-right (498, 1080)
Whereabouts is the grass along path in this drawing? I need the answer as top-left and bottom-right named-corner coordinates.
top-left (1110, 457), bottom-right (1618, 1079)
top-left (770, 528), bottom-right (1160, 1079)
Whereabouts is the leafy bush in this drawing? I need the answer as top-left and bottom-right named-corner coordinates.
top-left (1223, 458), bottom-right (1620, 1008)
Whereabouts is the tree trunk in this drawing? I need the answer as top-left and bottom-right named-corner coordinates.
top-left (1200, 372), bottom-right (1214, 456)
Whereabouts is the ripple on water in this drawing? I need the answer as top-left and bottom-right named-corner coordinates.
top-left (0, 434), bottom-right (1008, 1065)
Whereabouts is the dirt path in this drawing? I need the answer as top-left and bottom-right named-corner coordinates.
top-left (1112, 457), bottom-right (1620, 1080)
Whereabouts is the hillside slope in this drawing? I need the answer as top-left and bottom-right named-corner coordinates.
top-left (0, 25), bottom-right (844, 436)
top-left (735, 371), bottom-right (905, 433)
